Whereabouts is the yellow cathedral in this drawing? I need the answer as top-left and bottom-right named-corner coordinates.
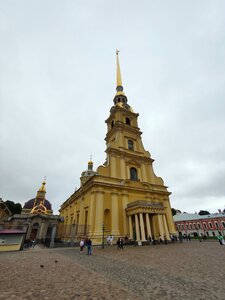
top-left (59, 52), bottom-right (176, 244)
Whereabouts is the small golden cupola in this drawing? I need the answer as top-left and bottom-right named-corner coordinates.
top-left (80, 156), bottom-right (96, 185)
top-left (88, 157), bottom-right (93, 171)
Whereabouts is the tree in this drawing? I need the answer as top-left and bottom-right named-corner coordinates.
top-left (198, 210), bottom-right (210, 216)
top-left (5, 200), bottom-right (22, 215)
top-left (171, 208), bottom-right (177, 216)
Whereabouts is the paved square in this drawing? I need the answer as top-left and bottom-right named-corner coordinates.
top-left (0, 241), bottom-right (224, 299)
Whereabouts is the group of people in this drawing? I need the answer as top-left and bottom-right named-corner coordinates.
top-left (147, 235), bottom-right (169, 245)
top-left (23, 239), bottom-right (36, 249)
top-left (80, 238), bottom-right (92, 255)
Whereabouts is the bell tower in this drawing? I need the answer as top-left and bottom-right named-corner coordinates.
top-left (101, 51), bottom-right (163, 186)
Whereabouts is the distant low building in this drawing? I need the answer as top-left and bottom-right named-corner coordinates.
top-left (173, 213), bottom-right (225, 237)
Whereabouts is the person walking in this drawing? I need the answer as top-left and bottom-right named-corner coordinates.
top-left (87, 238), bottom-right (92, 255)
top-left (80, 239), bottom-right (84, 253)
top-left (32, 239), bottom-right (36, 248)
top-left (117, 238), bottom-right (120, 249)
top-left (119, 237), bottom-right (124, 250)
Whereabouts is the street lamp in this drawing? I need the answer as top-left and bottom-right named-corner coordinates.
top-left (102, 223), bottom-right (105, 249)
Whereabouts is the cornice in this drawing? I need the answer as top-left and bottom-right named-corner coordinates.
top-left (105, 106), bottom-right (139, 123)
top-left (60, 174), bottom-right (170, 210)
top-left (105, 147), bottom-right (153, 163)
top-left (105, 122), bottom-right (142, 141)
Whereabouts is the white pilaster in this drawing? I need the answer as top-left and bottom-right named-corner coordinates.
top-left (111, 192), bottom-right (120, 235)
top-left (94, 191), bottom-right (104, 235)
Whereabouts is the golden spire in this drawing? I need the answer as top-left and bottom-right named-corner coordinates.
top-left (115, 50), bottom-right (125, 96)
top-left (116, 49), bottom-right (122, 88)
top-left (38, 177), bottom-right (46, 192)
top-left (33, 178), bottom-right (46, 209)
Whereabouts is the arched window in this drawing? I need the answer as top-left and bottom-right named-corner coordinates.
top-left (125, 117), bottom-right (131, 125)
top-left (208, 222), bottom-right (213, 229)
top-left (222, 221), bottom-right (225, 228)
top-left (215, 222), bottom-right (219, 229)
top-left (189, 223), bottom-right (192, 230)
top-left (130, 167), bottom-right (138, 181)
top-left (128, 140), bottom-right (134, 150)
top-left (111, 120), bottom-right (114, 128)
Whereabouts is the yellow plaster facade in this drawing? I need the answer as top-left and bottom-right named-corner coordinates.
top-left (59, 53), bottom-right (176, 244)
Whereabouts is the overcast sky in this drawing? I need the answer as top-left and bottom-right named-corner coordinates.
top-left (1, 1), bottom-right (225, 214)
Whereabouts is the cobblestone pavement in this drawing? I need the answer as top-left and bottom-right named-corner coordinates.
top-left (0, 241), bottom-right (224, 299)
top-left (57, 241), bottom-right (225, 300)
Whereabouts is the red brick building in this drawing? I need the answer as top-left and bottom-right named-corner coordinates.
top-left (173, 213), bottom-right (225, 237)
